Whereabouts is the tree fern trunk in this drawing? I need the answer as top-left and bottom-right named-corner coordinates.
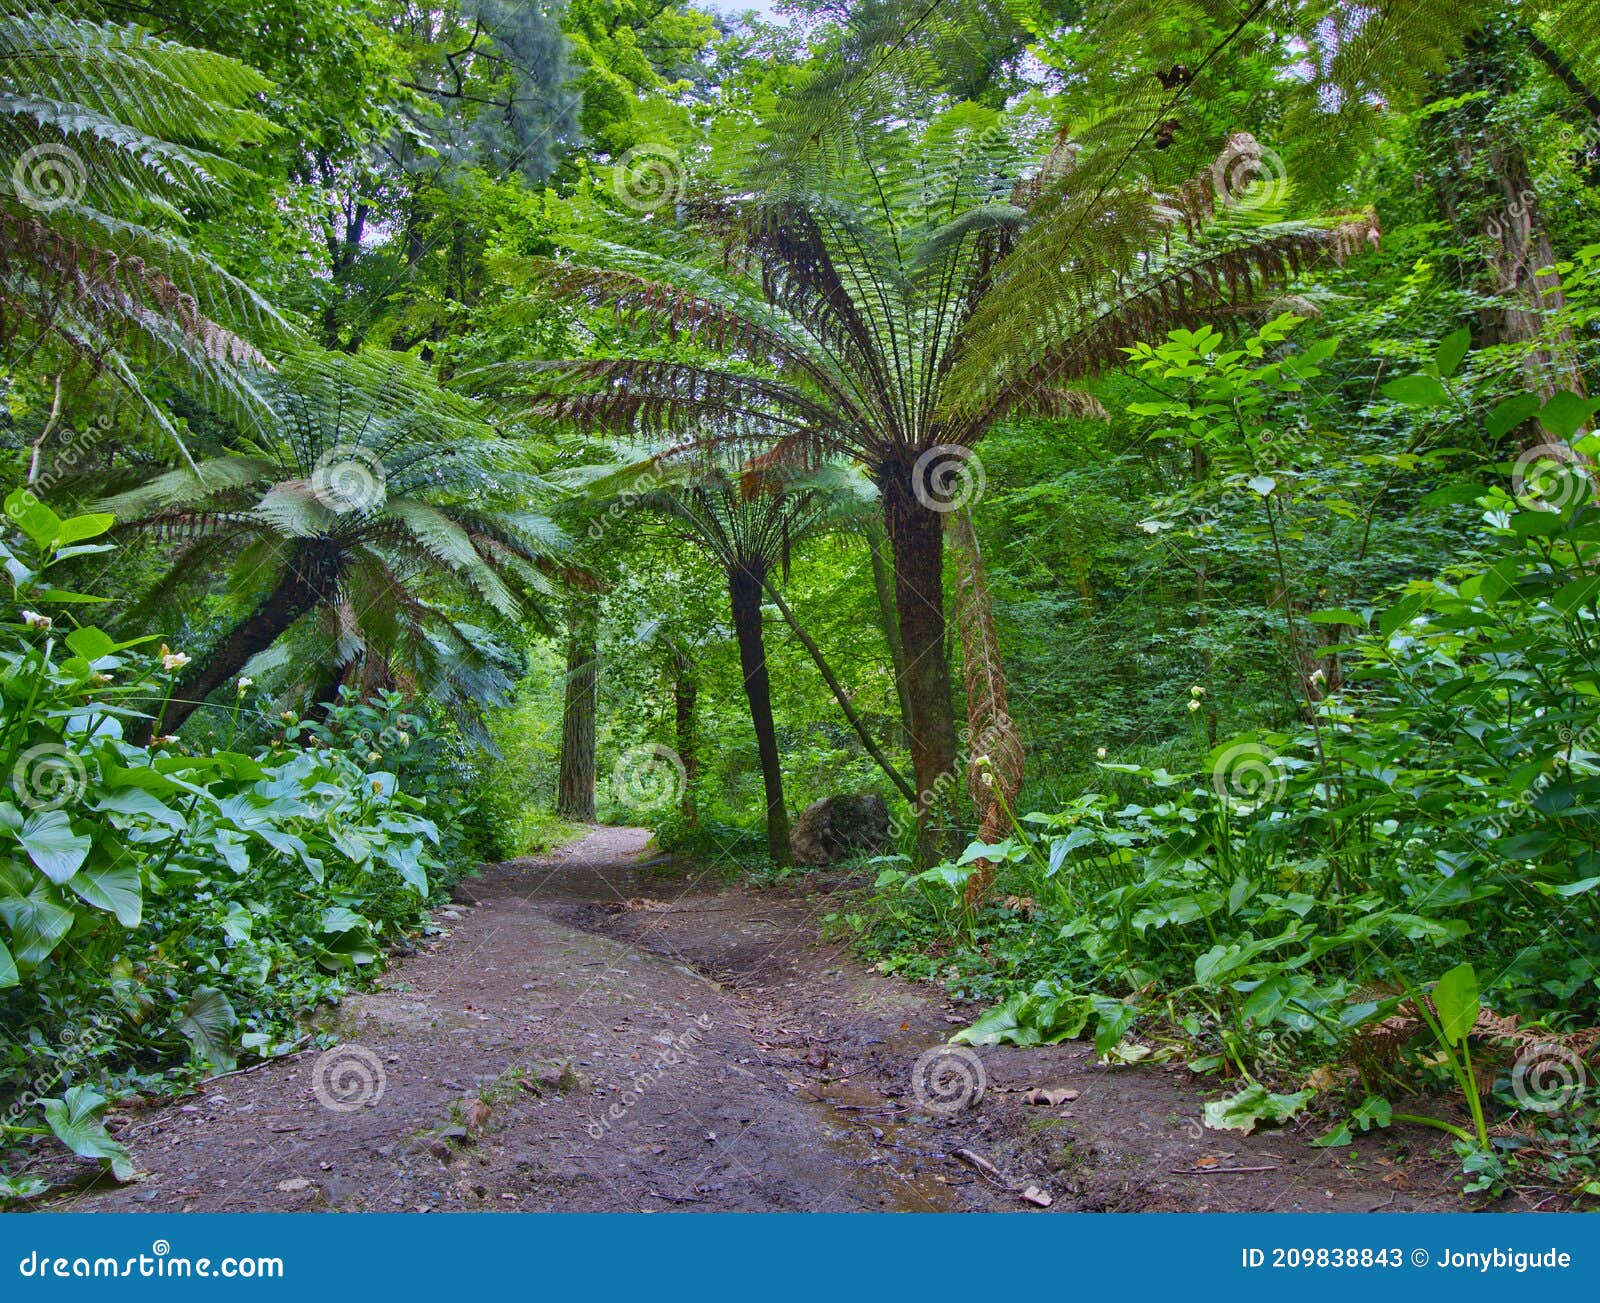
top-left (879, 451), bottom-right (959, 864)
top-left (556, 599), bottom-right (598, 822)
top-left (729, 560), bottom-right (790, 864)
top-left (141, 569), bottom-right (320, 741)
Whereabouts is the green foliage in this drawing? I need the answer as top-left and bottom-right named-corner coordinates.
top-left (0, 4), bottom-right (290, 444)
top-left (0, 497), bottom-right (479, 1188)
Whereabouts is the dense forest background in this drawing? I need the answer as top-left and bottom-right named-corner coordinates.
top-left (6, 0), bottom-right (1600, 1204)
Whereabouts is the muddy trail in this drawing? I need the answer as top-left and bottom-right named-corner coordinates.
top-left (45, 828), bottom-right (1458, 1213)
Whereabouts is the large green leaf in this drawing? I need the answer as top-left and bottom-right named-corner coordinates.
top-left (177, 986), bottom-right (238, 1072)
top-left (1432, 963), bottom-right (1479, 1047)
top-left (42, 1086), bottom-right (133, 1181)
top-left (69, 859), bottom-right (142, 927)
top-left (0, 882), bottom-right (74, 966)
top-left (17, 811), bottom-right (92, 884)
top-left (0, 937), bottom-right (17, 989)
top-left (1203, 1083), bottom-right (1314, 1135)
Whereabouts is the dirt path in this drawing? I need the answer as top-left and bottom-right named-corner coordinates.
top-left (47, 828), bottom-right (1458, 1213)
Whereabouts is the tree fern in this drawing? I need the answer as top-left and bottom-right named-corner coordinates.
top-left (95, 351), bottom-right (566, 735)
top-left (476, 108), bottom-right (1378, 852)
top-left (0, 4), bottom-right (292, 447)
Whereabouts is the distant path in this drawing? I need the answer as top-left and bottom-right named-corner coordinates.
top-left (46, 827), bottom-right (1457, 1212)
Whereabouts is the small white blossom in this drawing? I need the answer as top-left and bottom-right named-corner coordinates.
top-left (21, 610), bottom-right (51, 631)
top-left (158, 644), bottom-right (190, 672)
top-left (236, 676), bottom-right (253, 692)
top-left (1096, 747), bottom-right (1107, 759)
top-left (1190, 685), bottom-right (1206, 698)
top-left (1188, 699), bottom-right (1202, 712)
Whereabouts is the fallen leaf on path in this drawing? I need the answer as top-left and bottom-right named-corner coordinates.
top-left (464, 1099), bottom-right (491, 1133)
top-left (276, 1178), bottom-right (311, 1193)
top-left (1022, 1087), bottom-right (1081, 1106)
top-left (1020, 1185), bottom-right (1053, 1207)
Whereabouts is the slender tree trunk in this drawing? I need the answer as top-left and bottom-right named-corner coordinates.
top-left (865, 517), bottom-right (913, 747)
top-left (141, 568), bottom-right (321, 741)
top-left (758, 572), bottom-right (917, 803)
top-left (671, 644), bottom-right (699, 826)
top-left (949, 510), bottom-right (1024, 911)
top-left (878, 452), bottom-right (960, 862)
top-left (556, 600), bottom-right (598, 822)
top-left (728, 560), bottom-right (790, 864)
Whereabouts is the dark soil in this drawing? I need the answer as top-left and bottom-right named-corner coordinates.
top-left (41, 827), bottom-right (1461, 1213)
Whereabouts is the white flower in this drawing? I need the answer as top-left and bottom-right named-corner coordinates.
top-left (21, 610), bottom-right (51, 631)
top-left (1188, 699), bottom-right (1201, 712)
top-left (1096, 747), bottom-right (1107, 759)
top-left (158, 644), bottom-right (190, 672)
top-left (979, 771), bottom-right (994, 787)
top-left (368, 751), bottom-right (382, 764)
top-left (1190, 685), bottom-right (1205, 698)
top-left (1309, 668), bottom-right (1326, 686)
top-left (236, 676), bottom-right (253, 692)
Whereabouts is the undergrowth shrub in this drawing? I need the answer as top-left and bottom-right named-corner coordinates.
top-left (0, 493), bottom-right (483, 1197)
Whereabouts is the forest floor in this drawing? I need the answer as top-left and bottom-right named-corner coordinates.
top-left (43, 827), bottom-right (1464, 1213)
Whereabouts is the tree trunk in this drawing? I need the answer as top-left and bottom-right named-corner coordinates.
top-left (728, 560), bottom-right (790, 864)
top-left (142, 568), bottom-right (321, 741)
top-left (949, 510), bottom-right (1024, 911)
top-left (1426, 33), bottom-right (1585, 411)
top-left (671, 644), bottom-right (699, 826)
top-left (878, 450), bottom-right (960, 862)
top-left (556, 599), bottom-right (598, 822)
